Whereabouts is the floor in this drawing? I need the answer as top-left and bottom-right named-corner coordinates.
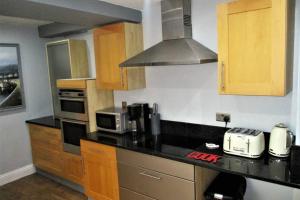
top-left (0, 174), bottom-right (88, 200)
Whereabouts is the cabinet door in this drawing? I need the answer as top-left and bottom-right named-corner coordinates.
top-left (62, 152), bottom-right (84, 185)
top-left (28, 124), bottom-right (63, 176)
top-left (81, 141), bottom-right (119, 200)
top-left (31, 145), bottom-right (63, 176)
top-left (94, 24), bottom-right (128, 90)
top-left (47, 43), bottom-right (72, 115)
top-left (217, 0), bottom-right (289, 96)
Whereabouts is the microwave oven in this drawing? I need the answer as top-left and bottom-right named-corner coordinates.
top-left (96, 107), bottom-right (129, 134)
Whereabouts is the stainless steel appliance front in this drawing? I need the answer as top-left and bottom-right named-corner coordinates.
top-left (61, 118), bottom-right (89, 155)
top-left (57, 89), bottom-right (89, 121)
top-left (96, 107), bottom-right (129, 134)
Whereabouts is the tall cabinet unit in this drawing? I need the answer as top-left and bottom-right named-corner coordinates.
top-left (217, 0), bottom-right (292, 96)
top-left (46, 39), bottom-right (89, 116)
top-left (94, 22), bottom-right (146, 90)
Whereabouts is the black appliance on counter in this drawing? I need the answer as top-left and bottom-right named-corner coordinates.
top-left (291, 145), bottom-right (300, 182)
top-left (204, 173), bottom-right (246, 200)
top-left (127, 103), bottom-right (151, 139)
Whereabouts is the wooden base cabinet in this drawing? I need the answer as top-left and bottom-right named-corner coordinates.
top-left (62, 152), bottom-right (84, 185)
top-left (94, 22), bottom-right (145, 90)
top-left (29, 124), bottom-right (63, 177)
top-left (81, 140), bottom-right (119, 200)
top-left (28, 124), bottom-right (83, 185)
top-left (217, 0), bottom-right (292, 96)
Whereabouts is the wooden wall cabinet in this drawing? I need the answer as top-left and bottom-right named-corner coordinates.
top-left (217, 0), bottom-right (292, 96)
top-left (81, 140), bottom-right (119, 200)
top-left (94, 22), bottom-right (146, 90)
top-left (28, 124), bottom-right (83, 185)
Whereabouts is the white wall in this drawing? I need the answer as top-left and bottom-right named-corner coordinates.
top-left (113, 0), bottom-right (299, 199)
top-left (114, 0), bottom-right (294, 133)
top-left (0, 0), bottom-right (297, 198)
top-left (293, 0), bottom-right (300, 145)
top-left (33, 0), bottom-right (300, 199)
top-left (0, 23), bottom-right (52, 174)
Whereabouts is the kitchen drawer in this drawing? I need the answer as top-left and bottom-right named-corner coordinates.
top-left (81, 140), bottom-right (116, 159)
top-left (120, 188), bottom-right (155, 200)
top-left (29, 124), bottom-right (62, 151)
top-left (62, 152), bottom-right (83, 185)
top-left (117, 149), bottom-right (194, 181)
top-left (118, 163), bottom-right (195, 200)
top-left (32, 145), bottom-right (63, 176)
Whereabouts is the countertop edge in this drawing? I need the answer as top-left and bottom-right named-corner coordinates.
top-left (26, 116), bottom-right (61, 129)
top-left (81, 137), bottom-right (300, 190)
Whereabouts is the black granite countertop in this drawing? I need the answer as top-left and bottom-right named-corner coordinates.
top-left (82, 126), bottom-right (300, 189)
top-left (25, 116), bottom-right (300, 189)
top-left (26, 116), bottom-right (61, 129)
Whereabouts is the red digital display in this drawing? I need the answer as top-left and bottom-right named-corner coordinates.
top-left (186, 152), bottom-right (222, 163)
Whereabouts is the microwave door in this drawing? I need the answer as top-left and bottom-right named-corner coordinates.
top-left (96, 113), bottom-right (118, 133)
top-left (59, 97), bottom-right (88, 121)
top-left (61, 119), bottom-right (89, 155)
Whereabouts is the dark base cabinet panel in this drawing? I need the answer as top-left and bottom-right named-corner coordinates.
top-left (118, 163), bottom-right (195, 200)
top-left (120, 188), bottom-right (155, 200)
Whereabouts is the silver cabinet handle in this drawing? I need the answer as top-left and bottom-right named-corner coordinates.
top-left (247, 139), bottom-right (250, 153)
top-left (59, 97), bottom-right (85, 102)
top-left (139, 172), bottom-right (161, 180)
top-left (221, 62), bottom-right (225, 91)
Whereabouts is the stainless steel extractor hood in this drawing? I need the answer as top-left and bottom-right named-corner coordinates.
top-left (120, 0), bottom-right (218, 67)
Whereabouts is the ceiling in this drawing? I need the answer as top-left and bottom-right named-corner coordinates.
top-left (0, 15), bottom-right (50, 26)
top-left (99, 0), bottom-right (145, 10)
top-left (0, 0), bottom-right (144, 27)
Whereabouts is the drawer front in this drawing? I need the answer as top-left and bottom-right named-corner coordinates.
top-left (32, 145), bottom-right (63, 176)
top-left (118, 163), bottom-right (195, 200)
top-left (29, 124), bottom-right (62, 151)
top-left (117, 149), bottom-right (194, 181)
top-left (62, 152), bottom-right (83, 185)
top-left (81, 140), bottom-right (116, 159)
top-left (120, 188), bottom-right (155, 200)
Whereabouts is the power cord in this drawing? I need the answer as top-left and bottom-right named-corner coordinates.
top-left (224, 116), bottom-right (230, 128)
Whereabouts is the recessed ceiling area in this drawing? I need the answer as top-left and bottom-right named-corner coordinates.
top-left (0, 15), bottom-right (51, 26)
top-left (0, 1), bottom-right (145, 27)
top-left (99, 0), bottom-right (145, 10)
top-left (0, 0), bottom-right (142, 37)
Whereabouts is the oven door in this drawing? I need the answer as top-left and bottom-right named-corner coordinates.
top-left (61, 119), bottom-right (89, 155)
top-left (58, 97), bottom-right (88, 121)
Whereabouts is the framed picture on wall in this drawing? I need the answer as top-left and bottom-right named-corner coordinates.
top-left (0, 44), bottom-right (25, 111)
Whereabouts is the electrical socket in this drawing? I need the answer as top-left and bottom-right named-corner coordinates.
top-left (216, 113), bottom-right (231, 122)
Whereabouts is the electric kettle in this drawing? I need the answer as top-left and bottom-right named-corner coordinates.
top-left (269, 123), bottom-right (294, 157)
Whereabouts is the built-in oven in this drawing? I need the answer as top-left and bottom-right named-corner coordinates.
top-left (61, 119), bottom-right (89, 155)
top-left (57, 89), bottom-right (89, 121)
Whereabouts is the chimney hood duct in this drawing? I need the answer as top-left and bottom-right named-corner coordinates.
top-left (120, 0), bottom-right (218, 67)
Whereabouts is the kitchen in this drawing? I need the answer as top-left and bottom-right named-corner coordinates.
top-left (0, 0), bottom-right (300, 200)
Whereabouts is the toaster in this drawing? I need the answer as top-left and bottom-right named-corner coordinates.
top-left (223, 128), bottom-right (265, 158)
